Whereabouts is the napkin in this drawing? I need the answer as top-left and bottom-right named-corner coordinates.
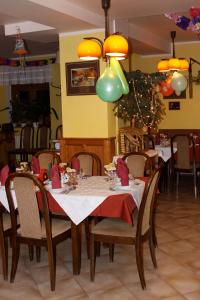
top-left (116, 158), bottom-right (129, 186)
top-left (0, 164), bottom-right (9, 186)
top-left (31, 156), bottom-right (40, 174)
top-left (71, 157), bottom-right (80, 173)
top-left (51, 164), bottom-right (61, 189)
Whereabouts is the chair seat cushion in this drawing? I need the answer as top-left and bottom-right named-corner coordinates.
top-left (17, 218), bottom-right (71, 238)
top-left (91, 218), bottom-right (136, 238)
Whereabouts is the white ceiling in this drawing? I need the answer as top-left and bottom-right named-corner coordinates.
top-left (0, 0), bottom-right (200, 58)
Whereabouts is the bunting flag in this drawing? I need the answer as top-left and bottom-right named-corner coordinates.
top-left (165, 7), bottom-right (200, 39)
top-left (0, 57), bottom-right (56, 67)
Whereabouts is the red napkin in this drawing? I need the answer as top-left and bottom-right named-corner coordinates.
top-left (51, 164), bottom-right (61, 189)
top-left (31, 156), bottom-right (40, 174)
top-left (116, 158), bottom-right (129, 186)
top-left (0, 165), bottom-right (9, 186)
top-left (71, 157), bottom-right (80, 173)
top-left (37, 169), bottom-right (47, 182)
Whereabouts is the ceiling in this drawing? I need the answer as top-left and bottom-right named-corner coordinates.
top-left (0, 0), bottom-right (200, 58)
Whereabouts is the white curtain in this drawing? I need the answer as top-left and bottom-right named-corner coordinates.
top-left (0, 65), bottom-right (52, 85)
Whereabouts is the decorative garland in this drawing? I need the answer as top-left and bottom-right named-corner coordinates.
top-left (165, 7), bottom-right (200, 39)
top-left (0, 57), bottom-right (56, 67)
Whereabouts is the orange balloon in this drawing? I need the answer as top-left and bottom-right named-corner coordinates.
top-left (160, 78), bottom-right (174, 97)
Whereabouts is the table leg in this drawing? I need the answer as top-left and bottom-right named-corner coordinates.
top-left (71, 221), bottom-right (82, 275)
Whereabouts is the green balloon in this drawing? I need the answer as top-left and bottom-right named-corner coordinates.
top-left (96, 66), bottom-right (122, 102)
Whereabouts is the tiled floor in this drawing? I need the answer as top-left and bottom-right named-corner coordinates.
top-left (1, 175), bottom-right (200, 299)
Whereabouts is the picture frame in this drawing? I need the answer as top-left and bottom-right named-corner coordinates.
top-left (169, 101), bottom-right (180, 110)
top-left (66, 61), bottom-right (100, 95)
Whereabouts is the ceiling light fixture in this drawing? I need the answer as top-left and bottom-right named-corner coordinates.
top-left (76, 0), bottom-right (130, 103)
top-left (77, 0), bottom-right (128, 61)
top-left (157, 31), bottom-right (189, 72)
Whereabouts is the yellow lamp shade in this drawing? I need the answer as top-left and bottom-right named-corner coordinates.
top-left (77, 39), bottom-right (102, 60)
top-left (168, 57), bottom-right (181, 70)
top-left (157, 59), bottom-right (169, 72)
top-left (103, 34), bottom-right (128, 58)
top-left (179, 58), bottom-right (189, 71)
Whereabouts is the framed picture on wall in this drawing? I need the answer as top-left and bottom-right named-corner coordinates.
top-left (169, 101), bottom-right (180, 110)
top-left (66, 61), bottom-right (99, 95)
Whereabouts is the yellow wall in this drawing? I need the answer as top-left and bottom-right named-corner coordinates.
top-left (132, 42), bottom-right (200, 129)
top-left (59, 31), bottom-right (116, 138)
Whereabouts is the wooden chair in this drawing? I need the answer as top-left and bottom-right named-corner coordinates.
top-left (123, 152), bottom-right (152, 177)
top-left (7, 124), bottom-right (35, 165)
top-left (71, 151), bottom-right (102, 176)
top-left (36, 125), bottom-right (51, 149)
top-left (171, 134), bottom-right (200, 198)
top-left (5, 172), bottom-right (71, 291)
top-left (90, 168), bottom-right (161, 289)
top-left (143, 134), bottom-right (155, 150)
top-left (0, 206), bottom-right (13, 280)
top-left (55, 125), bottom-right (63, 139)
top-left (35, 150), bottom-right (61, 169)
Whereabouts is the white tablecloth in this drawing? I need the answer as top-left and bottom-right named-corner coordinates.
top-left (0, 176), bottom-right (145, 225)
top-left (113, 145), bottom-right (177, 163)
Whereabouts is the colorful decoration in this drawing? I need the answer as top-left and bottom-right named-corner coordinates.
top-left (171, 71), bottom-right (188, 94)
top-left (160, 77), bottom-right (174, 97)
top-left (110, 57), bottom-right (129, 95)
top-left (164, 7), bottom-right (200, 39)
top-left (96, 66), bottom-right (123, 102)
top-left (113, 70), bottom-right (166, 130)
top-left (0, 57), bottom-right (56, 67)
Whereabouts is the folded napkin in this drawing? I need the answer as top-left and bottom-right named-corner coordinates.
top-left (51, 164), bottom-right (61, 189)
top-left (37, 169), bottom-right (47, 182)
top-left (71, 157), bottom-right (80, 173)
top-left (0, 164), bottom-right (9, 186)
top-left (31, 156), bottom-right (40, 174)
top-left (116, 158), bottom-right (129, 186)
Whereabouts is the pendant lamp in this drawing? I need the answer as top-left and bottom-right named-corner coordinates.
top-left (157, 31), bottom-right (189, 72)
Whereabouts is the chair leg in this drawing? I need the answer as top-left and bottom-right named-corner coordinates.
top-left (47, 245), bottom-right (56, 291)
top-left (109, 244), bottom-right (114, 262)
top-left (152, 217), bottom-right (158, 248)
top-left (90, 234), bottom-right (96, 281)
top-left (0, 233), bottom-right (8, 280)
top-left (84, 218), bottom-right (90, 259)
top-left (36, 246), bottom-right (41, 262)
top-left (194, 171), bottom-right (197, 198)
top-left (135, 242), bottom-right (146, 289)
top-left (149, 231), bottom-right (157, 268)
top-left (10, 238), bottom-right (20, 283)
top-left (28, 245), bottom-right (34, 261)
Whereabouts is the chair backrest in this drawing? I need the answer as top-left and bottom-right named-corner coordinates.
top-left (35, 150), bottom-right (61, 169)
top-left (137, 168), bottom-right (161, 238)
top-left (123, 152), bottom-right (151, 177)
top-left (143, 134), bottom-right (155, 150)
top-left (72, 151), bottom-right (102, 175)
top-left (20, 125), bottom-right (34, 149)
top-left (55, 125), bottom-right (63, 139)
top-left (5, 172), bottom-right (51, 239)
top-left (119, 127), bottom-right (144, 154)
top-left (36, 125), bottom-right (51, 149)
top-left (171, 134), bottom-right (193, 169)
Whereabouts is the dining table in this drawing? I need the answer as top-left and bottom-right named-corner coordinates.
top-left (0, 175), bottom-right (146, 275)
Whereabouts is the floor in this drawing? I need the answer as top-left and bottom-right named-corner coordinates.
top-left (1, 176), bottom-right (200, 299)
